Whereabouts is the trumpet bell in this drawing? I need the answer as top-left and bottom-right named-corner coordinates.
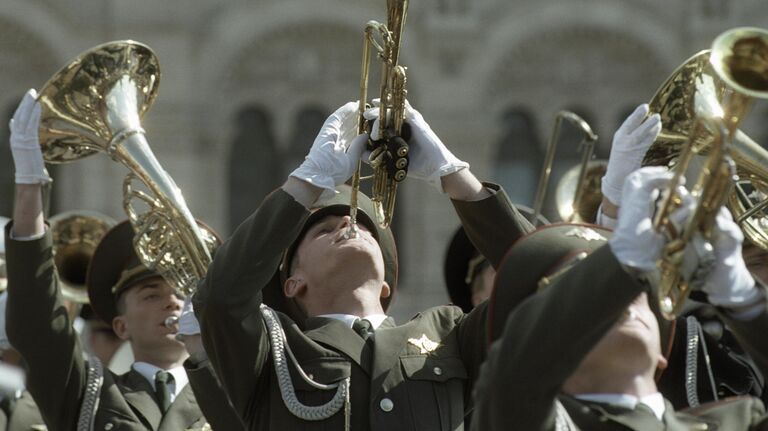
top-left (37, 41), bottom-right (160, 163)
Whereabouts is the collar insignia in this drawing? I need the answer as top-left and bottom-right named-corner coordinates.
top-left (408, 334), bottom-right (440, 354)
top-left (564, 227), bottom-right (606, 242)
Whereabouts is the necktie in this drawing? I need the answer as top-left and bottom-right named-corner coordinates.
top-left (352, 318), bottom-right (373, 340)
top-left (155, 371), bottom-right (174, 412)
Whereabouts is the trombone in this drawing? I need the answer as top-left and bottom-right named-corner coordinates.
top-left (643, 27), bottom-right (768, 319)
top-left (531, 111), bottom-right (599, 226)
top-left (349, 0), bottom-right (409, 234)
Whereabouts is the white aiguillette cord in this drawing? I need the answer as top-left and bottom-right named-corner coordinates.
top-left (260, 304), bottom-right (351, 430)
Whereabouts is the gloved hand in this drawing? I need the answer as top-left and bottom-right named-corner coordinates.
top-left (601, 104), bottom-right (661, 206)
top-left (290, 101), bottom-right (367, 200)
top-left (700, 208), bottom-right (761, 308)
top-left (177, 296), bottom-right (200, 336)
top-left (364, 100), bottom-right (468, 192)
top-left (10, 89), bottom-right (51, 184)
top-left (609, 167), bottom-right (690, 272)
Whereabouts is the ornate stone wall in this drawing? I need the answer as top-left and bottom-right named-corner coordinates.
top-left (2, 0), bottom-right (768, 320)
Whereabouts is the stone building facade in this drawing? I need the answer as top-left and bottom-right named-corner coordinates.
top-left (2, 0), bottom-right (768, 320)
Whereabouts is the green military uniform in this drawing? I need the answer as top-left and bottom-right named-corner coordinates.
top-left (0, 390), bottom-right (46, 431)
top-left (472, 224), bottom-right (768, 430)
top-left (194, 183), bottom-right (531, 430)
top-left (3, 223), bottom-right (243, 431)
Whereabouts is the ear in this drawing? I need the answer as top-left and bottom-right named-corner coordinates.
top-left (113, 316), bottom-right (130, 341)
top-left (284, 276), bottom-right (307, 299)
top-left (380, 281), bottom-right (391, 299)
top-left (656, 354), bottom-right (668, 372)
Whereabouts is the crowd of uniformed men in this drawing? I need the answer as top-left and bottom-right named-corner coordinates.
top-left (3, 32), bottom-right (768, 431)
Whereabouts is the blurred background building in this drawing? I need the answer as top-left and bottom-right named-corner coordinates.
top-left (2, 0), bottom-right (768, 321)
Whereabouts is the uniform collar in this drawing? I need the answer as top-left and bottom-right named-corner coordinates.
top-left (132, 362), bottom-right (189, 401)
top-left (575, 392), bottom-right (666, 420)
top-left (317, 313), bottom-right (390, 330)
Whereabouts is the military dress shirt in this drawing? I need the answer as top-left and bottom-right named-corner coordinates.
top-left (195, 183), bottom-right (532, 431)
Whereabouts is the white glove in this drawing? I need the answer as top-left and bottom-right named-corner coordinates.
top-left (601, 104), bottom-right (660, 206)
top-left (290, 101), bottom-right (367, 200)
top-left (177, 296), bottom-right (200, 336)
top-left (700, 208), bottom-right (761, 308)
top-left (10, 89), bottom-right (51, 184)
top-left (609, 167), bottom-right (690, 272)
top-left (364, 100), bottom-right (468, 192)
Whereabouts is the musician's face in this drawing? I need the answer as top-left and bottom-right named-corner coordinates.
top-left (565, 293), bottom-right (667, 389)
top-left (113, 277), bottom-right (184, 351)
top-left (285, 214), bottom-right (388, 312)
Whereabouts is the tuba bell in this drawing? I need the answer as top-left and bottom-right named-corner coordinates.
top-left (50, 211), bottom-right (115, 304)
top-left (37, 41), bottom-right (216, 296)
top-left (643, 27), bottom-right (768, 318)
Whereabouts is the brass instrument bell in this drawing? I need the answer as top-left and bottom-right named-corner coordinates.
top-left (51, 211), bottom-right (116, 304)
top-left (37, 41), bottom-right (214, 297)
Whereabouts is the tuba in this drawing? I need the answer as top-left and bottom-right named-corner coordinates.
top-left (531, 111), bottom-right (598, 225)
top-left (50, 211), bottom-right (115, 304)
top-left (37, 41), bottom-right (217, 296)
top-left (643, 27), bottom-right (768, 319)
top-left (349, 0), bottom-right (410, 233)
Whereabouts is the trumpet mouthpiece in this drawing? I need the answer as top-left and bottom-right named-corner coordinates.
top-left (164, 316), bottom-right (179, 328)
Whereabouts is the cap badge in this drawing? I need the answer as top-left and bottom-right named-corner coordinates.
top-left (564, 227), bottom-right (606, 242)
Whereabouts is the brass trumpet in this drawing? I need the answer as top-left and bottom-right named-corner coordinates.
top-left (531, 111), bottom-right (598, 226)
top-left (37, 41), bottom-right (217, 296)
top-left (643, 27), bottom-right (768, 319)
top-left (349, 0), bottom-right (409, 232)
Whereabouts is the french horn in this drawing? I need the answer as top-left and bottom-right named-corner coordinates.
top-left (37, 41), bottom-right (217, 296)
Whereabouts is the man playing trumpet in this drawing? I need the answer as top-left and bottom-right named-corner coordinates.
top-left (194, 100), bottom-right (535, 430)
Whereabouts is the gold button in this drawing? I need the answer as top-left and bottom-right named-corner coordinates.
top-left (380, 397), bottom-right (394, 412)
top-left (433, 367), bottom-right (443, 376)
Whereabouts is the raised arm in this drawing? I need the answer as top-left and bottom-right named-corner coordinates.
top-left (5, 89), bottom-right (86, 428)
top-left (194, 102), bottom-right (364, 420)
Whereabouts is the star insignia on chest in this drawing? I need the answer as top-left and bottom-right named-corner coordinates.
top-left (408, 334), bottom-right (440, 354)
top-left (564, 227), bottom-right (606, 242)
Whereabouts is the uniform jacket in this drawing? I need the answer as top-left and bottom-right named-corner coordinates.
top-left (472, 245), bottom-right (768, 430)
top-left (195, 184), bottom-right (531, 431)
top-left (4, 225), bottom-right (244, 431)
top-left (0, 390), bottom-right (46, 431)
